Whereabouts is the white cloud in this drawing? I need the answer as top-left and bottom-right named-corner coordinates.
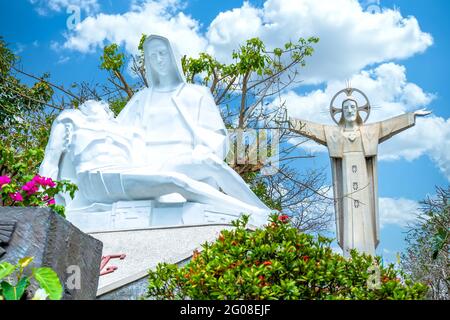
top-left (379, 197), bottom-right (420, 228)
top-left (13, 43), bottom-right (26, 55)
top-left (61, 0), bottom-right (432, 82)
top-left (380, 116), bottom-right (450, 180)
top-left (50, 40), bottom-right (63, 52)
top-left (206, 0), bottom-right (433, 83)
top-left (62, 0), bottom-right (207, 57)
top-left (57, 56), bottom-right (71, 64)
top-left (206, 2), bottom-right (262, 54)
top-left (29, 0), bottom-right (99, 15)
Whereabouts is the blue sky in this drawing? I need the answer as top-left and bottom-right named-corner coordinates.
top-left (2, 0), bottom-right (449, 263)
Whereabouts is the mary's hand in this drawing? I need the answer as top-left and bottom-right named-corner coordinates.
top-left (414, 109), bottom-right (432, 117)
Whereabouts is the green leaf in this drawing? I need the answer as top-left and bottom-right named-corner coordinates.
top-left (431, 227), bottom-right (448, 260)
top-left (0, 262), bottom-right (16, 280)
top-left (14, 277), bottom-right (29, 300)
top-left (1, 281), bottom-right (16, 300)
top-left (32, 267), bottom-right (63, 300)
top-left (0, 277), bottom-right (28, 300)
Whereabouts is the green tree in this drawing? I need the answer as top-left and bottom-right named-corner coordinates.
top-left (0, 38), bottom-right (54, 125)
top-left (100, 43), bottom-right (134, 99)
top-left (401, 186), bottom-right (450, 300)
top-left (0, 38), bottom-right (77, 212)
top-left (182, 37), bottom-right (333, 232)
top-left (0, 37), bottom-right (57, 179)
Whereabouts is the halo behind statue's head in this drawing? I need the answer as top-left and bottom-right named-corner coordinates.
top-left (342, 95), bottom-right (357, 106)
top-left (329, 87), bottom-right (371, 125)
top-left (142, 35), bottom-right (186, 87)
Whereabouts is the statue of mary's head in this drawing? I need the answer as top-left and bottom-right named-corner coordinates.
top-left (143, 35), bottom-right (186, 88)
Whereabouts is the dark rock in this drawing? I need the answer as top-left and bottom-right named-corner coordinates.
top-left (0, 207), bottom-right (103, 300)
top-left (0, 220), bottom-right (16, 257)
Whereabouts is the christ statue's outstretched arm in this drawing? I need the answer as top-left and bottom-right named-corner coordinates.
top-left (379, 109), bottom-right (431, 143)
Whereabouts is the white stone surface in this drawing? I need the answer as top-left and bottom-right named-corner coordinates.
top-left (93, 224), bottom-right (236, 296)
top-left (67, 199), bottom-right (254, 233)
top-left (39, 34), bottom-right (271, 231)
top-left (290, 88), bottom-right (430, 256)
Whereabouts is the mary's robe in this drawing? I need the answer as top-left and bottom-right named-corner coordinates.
top-left (117, 83), bottom-right (229, 164)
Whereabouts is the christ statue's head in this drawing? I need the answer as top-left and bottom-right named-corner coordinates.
top-left (342, 99), bottom-right (357, 122)
top-left (340, 97), bottom-right (363, 126)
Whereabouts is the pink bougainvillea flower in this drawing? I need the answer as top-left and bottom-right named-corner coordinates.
top-left (42, 195), bottom-right (55, 205)
top-left (22, 181), bottom-right (39, 195)
top-left (42, 177), bottom-right (56, 188)
top-left (9, 192), bottom-right (24, 202)
top-left (0, 175), bottom-right (11, 188)
top-left (31, 174), bottom-right (44, 184)
top-left (278, 214), bottom-right (290, 223)
top-left (31, 175), bottom-right (56, 188)
top-left (32, 175), bottom-right (55, 188)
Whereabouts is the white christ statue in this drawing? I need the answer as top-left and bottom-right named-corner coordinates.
top-left (289, 88), bottom-right (431, 256)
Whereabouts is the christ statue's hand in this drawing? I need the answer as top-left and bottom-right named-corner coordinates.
top-left (414, 109), bottom-right (432, 117)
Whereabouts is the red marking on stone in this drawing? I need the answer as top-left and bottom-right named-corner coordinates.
top-left (100, 254), bottom-right (126, 276)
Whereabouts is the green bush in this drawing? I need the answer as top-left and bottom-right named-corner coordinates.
top-left (146, 214), bottom-right (427, 300)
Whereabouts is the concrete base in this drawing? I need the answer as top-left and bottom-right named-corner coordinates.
top-left (93, 224), bottom-right (236, 299)
top-left (66, 200), bottom-right (245, 234)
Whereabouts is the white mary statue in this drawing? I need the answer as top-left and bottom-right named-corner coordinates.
top-left (39, 35), bottom-right (270, 231)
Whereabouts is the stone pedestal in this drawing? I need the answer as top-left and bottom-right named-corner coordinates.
top-left (66, 199), bottom-right (247, 233)
top-left (63, 199), bottom-right (255, 299)
top-left (94, 224), bottom-right (235, 299)
top-left (0, 207), bottom-right (103, 300)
